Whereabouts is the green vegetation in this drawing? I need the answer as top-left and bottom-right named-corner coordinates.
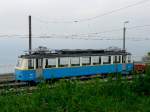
top-left (0, 68), bottom-right (150, 112)
top-left (148, 52), bottom-right (150, 56)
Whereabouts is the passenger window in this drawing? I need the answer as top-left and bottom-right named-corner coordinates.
top-left (92, 56), bottom-right (100, 65)
top-left (36, 59), bottom-right (43, 68)
top-left (45, 58), bottom-right (56, 68)
top-left (117, 56), bottom-right (121, 63)
top-left (71, 57), bottom-right (80, 67)
top-left (28, 59), bottom-right (34, 69)
top-left (103, 56), bottom-right (111, 64)
top-left (122, 55), bottom-right (126, 63)
top-left (82, 56), bottom-right (90, 66)
top-left (127, 55), bottom-right (131, 63)
top-left (113, 56), bottom-right (120, 63)
top-left (59, 57), bottom-right (69, 67)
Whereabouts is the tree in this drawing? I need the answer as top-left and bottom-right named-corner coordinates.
top-left (148, 52), bottom-right (150, 56)
top-left (142, 52), bottom-right (150, 64)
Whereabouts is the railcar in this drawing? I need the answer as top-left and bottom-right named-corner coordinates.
top-left (15, 47), bottom-right (133, 82)
top-left (134, 63), bottom-right (146, 74)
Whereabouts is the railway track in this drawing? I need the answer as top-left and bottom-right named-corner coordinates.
top-left (0, 74), bottom-right (29, 89)
top-left (0, 73), bottom-right (14, 81)
top-left (0, 81), bottom-right (29, 89)
top-left (0, 72), bottom-right (139, 90)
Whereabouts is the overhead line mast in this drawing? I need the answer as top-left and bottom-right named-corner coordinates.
top-left (29, 15), bottom-right (32, 55)
top-left (122, 21), bottom-right (129, 75)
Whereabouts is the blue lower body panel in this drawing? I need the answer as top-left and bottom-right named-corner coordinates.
top-left (43, 64), bottom-right (133, 79)
top-left (15, 69), bottom-right (36, 81)
top-left (15, 63), bottom-right (133, 81)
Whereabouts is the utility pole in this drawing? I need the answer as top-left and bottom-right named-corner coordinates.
top-left (122, 21), bottom-right (129, 75)
top-left (123, 27), bottom-right (126, 52)
top-left (29, 15), bottom-right (32, 54)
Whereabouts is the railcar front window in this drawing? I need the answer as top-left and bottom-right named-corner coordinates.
top-left (21, 59), bottom-right (28, 69)
top-left (17, 59), bottom-right (22, 67)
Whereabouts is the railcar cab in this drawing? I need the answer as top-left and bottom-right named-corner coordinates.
top-left (15, 47), bottom-right (47, 81)
top-left (15, 58), bottom-right (43, 81)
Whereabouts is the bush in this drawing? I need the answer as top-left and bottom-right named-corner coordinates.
top-left (0, 77), bottom-right (150, 112)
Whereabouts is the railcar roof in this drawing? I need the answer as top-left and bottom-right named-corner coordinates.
top-left (19, 49), bottom-right (131, 59)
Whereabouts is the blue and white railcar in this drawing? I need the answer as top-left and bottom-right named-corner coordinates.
top-left (15, 47), bottom-right (133, 82)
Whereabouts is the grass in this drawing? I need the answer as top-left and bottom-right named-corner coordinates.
top-left (0, 67), bottom-right (150, 112)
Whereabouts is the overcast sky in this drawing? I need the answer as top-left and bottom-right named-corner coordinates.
top-left (0, 0), bottom-right (150, 35)
top-left (0, 0), bottom-right (150, 64)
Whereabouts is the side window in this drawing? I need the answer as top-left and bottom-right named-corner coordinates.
top-left (28, 59), bottom-right (34, 69)
top-left (103, 56), bottom-right (111, 64)
top-left (82, 56), bottom-right (91, 66)
top-left (113, 56), bottom-right (120, 63)
top-left (36, 59), bottom-right (43, 68)
top-left (117, 56), bottom-right (121, 63)
top-left (71, 57), bottom-right (80, 67)
top-left (122, 55), bottom-right (126, 63)
top-left (92, 56), bottom-right (100, 65)
top-left (59, 57), bottom-right (69, 67)
top-left (127, 55), bottom-right (131, 63)
top-left (113, 56), bottom-right (116, 63)
top-left (45, 58), bottom-right (56, 68)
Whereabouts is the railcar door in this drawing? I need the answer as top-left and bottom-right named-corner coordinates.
top-left (36, 58), bottom-right (43, 80)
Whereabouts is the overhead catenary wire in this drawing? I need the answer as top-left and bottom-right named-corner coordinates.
top-left (31, 36), bottom-right (150, 41)
top-left (0, 23), bottom-right (150, 42)
top-left (0, 34), bottom-right (150, 41)
top-left (62, 24), bottom-right (150, 36)
top-left (1, 24), bottom-right (150, 38)
top-left (33, 0), bottom-right (150, 23)
top-left (127, 24), bottom-right (150, 30)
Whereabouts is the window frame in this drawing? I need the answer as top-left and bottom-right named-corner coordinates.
top-left (59, 57), bottom-right (69, 67)
top-left (70, 57), bottom-right (80, 67)
top-left (82, 56), bottom-right (91, 66)
top-left (92, 56), bottom-right (101, 65)
top-left (103, 56), bottom-right (111, 64)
